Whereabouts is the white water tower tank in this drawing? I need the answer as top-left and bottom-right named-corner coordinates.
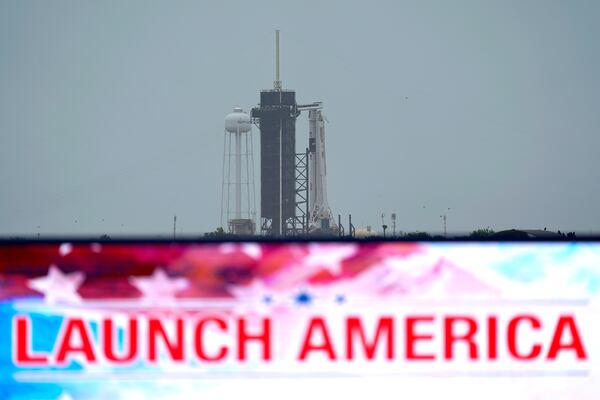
top-left (225, 107), bottom-right (252, 133)
top-left (221, 107), bottom-right (256, 235)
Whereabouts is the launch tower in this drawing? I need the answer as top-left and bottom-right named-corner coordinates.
top-left (251, 31), bottom-right (299, 235)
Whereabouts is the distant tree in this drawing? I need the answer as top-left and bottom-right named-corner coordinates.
top-left (469, 228), bottom-right (495, 238)
top-left (204, 227), bottom-right (230, 238)
top-left (403, 231), bottom-right (432, 240)
top-left (100, 234), bottom-right (111, 240)
top-left (566, 232), bottom-right (577, 239)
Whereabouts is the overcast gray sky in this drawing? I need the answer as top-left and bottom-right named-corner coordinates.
top-left (1, 0), bottom-right (599, 237)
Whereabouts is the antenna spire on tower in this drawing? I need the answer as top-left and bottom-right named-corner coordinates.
top-left (274, 30), bottom-right (282, 90)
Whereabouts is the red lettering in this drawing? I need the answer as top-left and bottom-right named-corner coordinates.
top-left (55, 318), bottom-right (96, 364)
top-left (194, 317), bottom-right (228, 361)
top-left (149, 318), bottom-right (184, 362)
top-left (13, 316), bottom-right (48, 365)
top-left (507, 315), bottom-right (542, 360)
top-left (103, 318), bottom-right (138, 363)
top-left (547, 315), bottom-right (587, 360)
top-left (298, 317), bottom-right (336, 361)
top-left (346, 316), bottom-right (394, 360)
top-left (405, 316), bottom-right (434, 360)
top-left (237, 318), bottom-right (271, 361)
top-left (444, 316), bottom-right (478, 360)
top-left (488, 316), bottom-right (498, 360)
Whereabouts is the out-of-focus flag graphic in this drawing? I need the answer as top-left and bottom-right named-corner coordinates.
top-left (1, 241), bottom-right (599, 399)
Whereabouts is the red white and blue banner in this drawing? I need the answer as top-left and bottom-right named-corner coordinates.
top-left (1, 241), bottom-right (598, 399)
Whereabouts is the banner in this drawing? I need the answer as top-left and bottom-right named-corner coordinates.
top-left (1, 241), bottom-right (599, 399)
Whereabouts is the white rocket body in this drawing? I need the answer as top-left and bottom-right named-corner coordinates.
top-left (308, 108), bottom-right (335, 231)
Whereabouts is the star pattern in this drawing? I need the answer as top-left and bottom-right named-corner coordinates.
top-left (335, 294), bottom-right (347, 304)
top-left (58, 243), bottom-right (73, 257)
top-left (262, 294), bottom-right (274, 305)
top-left (294, 290), bottom-right (313, 306)
top-left (228, 278), bottom-right (271, 300)
top-left (129, 268), bottom-right (189, 303)
top-left (27, 265), bottom-right (84, 305)
top-left (227, 278), bottom-right (278, 313)
top-left (303, 244), bottom-right (357, 275)
top-left (219, 243), bottom-right (262, 259)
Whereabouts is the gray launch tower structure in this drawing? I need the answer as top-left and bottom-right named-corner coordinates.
top-left (251, 31), bottom-right (301, 236)
top-left (250, 31), bottom-right (335, 236)
top-left (251, 90), bottom-right (299, 235)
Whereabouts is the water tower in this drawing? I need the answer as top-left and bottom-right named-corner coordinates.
top-left (221, 107), bottom-right (256, 235)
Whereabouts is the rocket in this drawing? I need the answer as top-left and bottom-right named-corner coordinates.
top-left (307, 105), bottom-right (335, 232)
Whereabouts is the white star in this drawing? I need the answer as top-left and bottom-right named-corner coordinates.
top-left (303, 244), bottom-right (358, 275)
top-left (129, 268), bottom-right (189, 303)
top-left (377, 254), bottom-right (441, 286)
top-left (219, 243), bottom-right (262, 259)
top-left (267, 244), bottom-right (357, 288)
top-left (27, 265), bottom-right (84, 305)
top-left (228, 279), bottom-right (276, 313)
top-left (240, 243), bottom-right (262, 259)
top-left (58, 243), bottom-right (73, 256)
top-left (228, 278), bottom-right (270, 299)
